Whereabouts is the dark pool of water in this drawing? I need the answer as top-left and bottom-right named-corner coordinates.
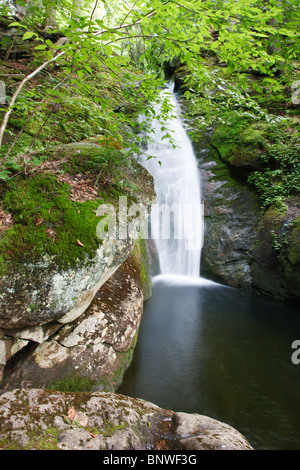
top-left (118, 274), bottom-right (300, 450)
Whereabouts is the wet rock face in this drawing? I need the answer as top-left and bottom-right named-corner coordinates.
top-left (251, 205), bottom-right (300, 299)
top-left (194, 127), bottom-right (300, 301)
top-left (195, 138), bottom-right (259, 291)
top-left (0, 388), bottom-right (254, 450)
top-left (0, 245), bottom-right (145, 392)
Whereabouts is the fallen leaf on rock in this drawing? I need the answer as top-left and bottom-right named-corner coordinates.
top-left (62, 406), bottom-right (89, 428)
top-left (67, 406), bottom-right (77, 421)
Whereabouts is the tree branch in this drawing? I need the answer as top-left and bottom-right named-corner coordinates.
top-left (93, 9), bottom-right (157, 38)
top-left (4, 72), bottom-right (72, 160)
top-left (120, 0), bottom-right (140, 27)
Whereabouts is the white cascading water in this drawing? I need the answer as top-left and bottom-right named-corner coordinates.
top-left (140, 82), bottom-right (203, 278)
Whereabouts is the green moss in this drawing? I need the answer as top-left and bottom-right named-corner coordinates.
top-left (0, 173), bottom-right (103, 272)
top-left (25, 428), bottom-right (60, 450)
top-left (263, 206), bottom-right (287, 222)
top-left (54, 143), bottom-right (126, 176)
top-left (211, 116), bottom-right (267, 166)
top-left (130, 238), bottom-right (152, 300)
top-left (229, 147), bottom-right (261, 167)
top-left (137, 238), bottom-right (152, 299)
top-left (47, 375), bottom-right (97, 393)
top-left (0, 426), bottom-right (60, 451)
top-left (0, 436), bottom-right (20, 450)
top-left (210, 114), bottom-right (300, 209)
top-left (100, 420), bottom-right (129, 438)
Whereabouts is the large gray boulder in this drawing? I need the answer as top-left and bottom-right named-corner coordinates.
top-left (0, 142), bottom-right (156, 330)
top-left (0, 237), bottom-right (134, 329)
top-left (0, 388), bottom-right (253, 450)
top-left (0, 242), bottom-right (147, 392)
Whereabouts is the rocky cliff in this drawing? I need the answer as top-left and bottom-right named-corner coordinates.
top-left (196, 123), bottom-right (300, 301)
top-left (194, 131), bottom-right (259, 291)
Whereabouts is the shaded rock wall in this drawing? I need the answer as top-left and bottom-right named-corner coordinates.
top-left (251, 205), bottom-right (300, 299)
top-left (191, 125), bottom-right (300, 301)
top-left (193, 132), bottom-right (259, 291)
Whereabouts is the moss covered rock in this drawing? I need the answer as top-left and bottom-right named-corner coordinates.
top-left (0, 388), bottom-right (253, 450)
top-left (0, 141), bottom-right (155, 329)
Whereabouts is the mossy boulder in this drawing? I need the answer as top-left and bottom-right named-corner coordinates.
top-left (1, 173), bottom-right (102, 270)
top-left (0, 143), bottom-right (155, 391)
top-left (210, 117), bottom-right (264, 169)
top-left (0, 388), bottom-right (253, 450)
top-left (229, 147), bottom-right (261, 169)
top-left (0, 141), bottom-right (155, 330)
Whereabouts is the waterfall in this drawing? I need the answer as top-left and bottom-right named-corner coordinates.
top-left (140, 83), bottom-right (203, 278)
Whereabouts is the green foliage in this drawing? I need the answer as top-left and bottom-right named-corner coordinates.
top-left (184, 66), bottom-right (288, 133)
top-left (0, 0), bottom-right (299, 250)
top-left (211, 114), bottom-right (300, 209)
top-left (0, 1), bottom-right (11, 16)
top-left (1, 0), bottom-right (299, 161)
top-left (180, 55), bottom-right (299, 212)
top-left (60, 144), bottom-right (125, 175)
top-left (248, 120), bottom-right (300, 209)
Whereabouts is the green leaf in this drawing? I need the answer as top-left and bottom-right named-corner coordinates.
top-left (0, 170), bottom-right (11, 181)
top-left (84, 64), bottom-right (93, 74)
top-left (22, 31), bottom-right (35, 41)
top-left (34, 44), bottom-right (48, 51)
top-left (77, 69), bottom-right (85, 80)
top-left (9, 22), bottom-right (26, 28)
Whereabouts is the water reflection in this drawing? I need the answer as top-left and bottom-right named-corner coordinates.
top-left (118, 275), bottom-right (300, 450)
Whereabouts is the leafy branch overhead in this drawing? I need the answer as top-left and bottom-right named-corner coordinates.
top-left (0, 0), bottom-right (299, 155)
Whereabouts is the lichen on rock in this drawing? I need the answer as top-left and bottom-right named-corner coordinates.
top-left (0, 388), bottom-right (254, 450)
top-left (0, 238), bottom-right (150, 393)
